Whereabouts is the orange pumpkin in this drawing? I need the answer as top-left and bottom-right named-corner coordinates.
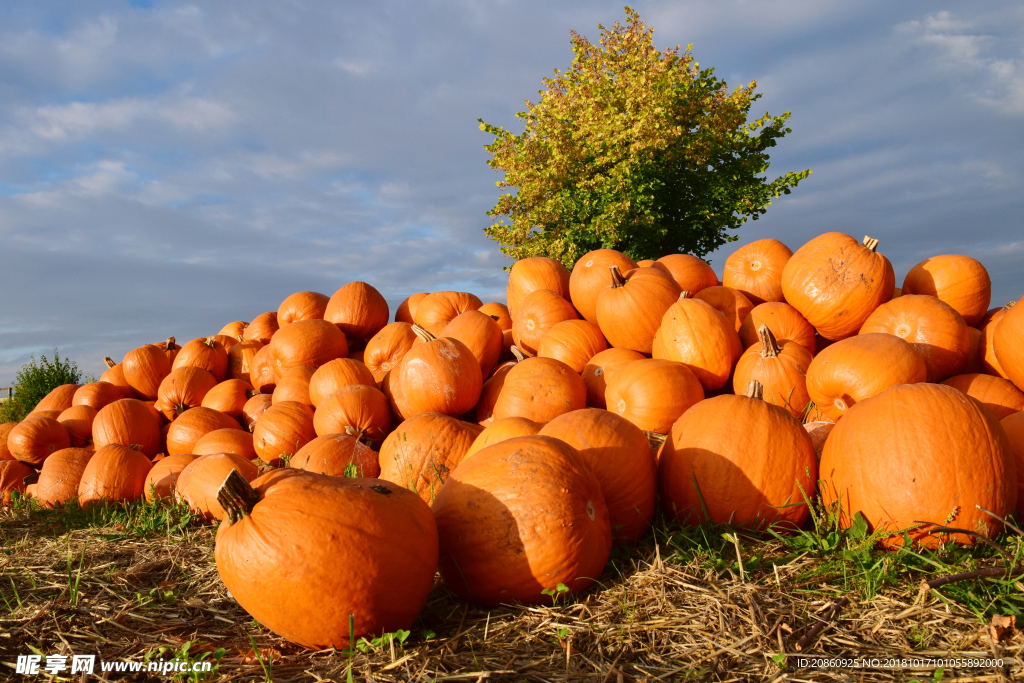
top-left (820, 383), bottom-right (1016, 548)
top-left (738, 302), bottom-right (818, 354)
top-left (581, 348), bottom-right (644, 409)
top-left (596, 265), bottom-right (681, 353)
top-left (193, 428), bottom-right (257, 460)
top-left (510, 289), bottom-right (579, 356)
top-left (252, 401), bottom-right (316, 464)
top-left (536, 319), bottom-right (608, 373)
top-left (994, 299), bottom-right (1024, 391)
top-left (292, 433), bottom-right (380, 478)
top-left (176, 452), bottom-right (258, 521)
top-left (100, 358), bottom-right (139, 399)
top-left (965, 327), bottom-right (985, 374)
top-left (859, 294), bottom-right (970, 382)
top-left (272, 365), bottom-right (315, 406)
top-left (362, 323), bottom-right (418, 384)
top-left (473, 350), bottom-right (523, 425)
top-left (804, 421), bottom-right (835, 459)
top-left (980, 303), bottom-right (1013, 379)
top-left (243, 312), bottom-right (279, 344)
top-left (34, 384), bottom-right (79, 414)
top-left (722, 238), bottom-right (792, 305)
top-left (201, 379), bottom-right (254, 418)
top-left (413, 291), bottom-right (483, 336)
top-left (0, 460), bottom-right (35, 504)
top-left (172, 337), bottom-right (229, 381)
top-left (228, 339), bottom-right (264, 383)
top-left (782, 233), bottom-right (894, 340)
top-left (219, 320), bottom-right (248, 337)
top-left (0, 422), bottom-right (15, 461)
top-left (57, 405), bottom-right (97, 448)
top-left (438, 310), bottom-right (503, 378)
top-left (307, 358), bottom-right (376, 407)
top-left (391, 333), bottom-right (482, 419)
top-left (605, 359), bottom-right (704, 434)
top-left (693, 286), bottom-right (754, 334)
top-left (941, 373), bottom-right (1024, 420)
top-left (1000, 412), bottom-right (1024, 514)
top-left (92, 398), bottom-right (163, 457)
top-left (72, 381), bottom-right (123, 411)
top-left (655, 254), bottom-right (718, 294)
top-left (378, 412), bottom-right (482, 503)
top-left (654, 294), bottom-right (742, 392)
top-left (491, 357), bottom-right (586, 423)
top-left (732, 325), bottom-right (813, 419)
top-left (155, 366), bottom-right (218, 420)
top-left (478, 302), bottom-right (512, 331)
top-left (432, 435), bottom-right (611, 606)
top-left (569, 249), bottom-right (638, 322)
top-left (123, 344), bottom-right (173, 399)
top-left (313, 385), bottom-right (391, 442)
top-left (324, 281), bottom-right (390, 341)
top-left (902, 255), bottom-right (991, 326)
top-left (507, 257), bottom-right (571, 318)
top-left (395, 293), bottom-right (428, 324)
top-left (143, 453), bottom-right (196, 502)
top-left (166, 407), bottom-right (241, 456)
top-left (7, 416), bottom-right (71, 467)
top-left (464, 417), bottom-right (542, 457)
top-left (268, 318), bottom-right (349, 380)
top-left (35, 447), bottom-right (93, 507)
top-left (241, 394), bottom-right (274, 432)
top-left (78, 444), bottom-right (153, 508)
top-left (278, 291), bottom-right (330, 326)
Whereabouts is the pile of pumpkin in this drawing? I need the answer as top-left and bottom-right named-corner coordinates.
top-left (2, 231), bottom-right (1024, 650)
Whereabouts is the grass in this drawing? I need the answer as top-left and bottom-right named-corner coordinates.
top-left (1, 492), bottom-right (1023, 681)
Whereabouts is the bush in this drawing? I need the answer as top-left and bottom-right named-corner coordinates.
top-left (0, 351), bottom-right (83, 423)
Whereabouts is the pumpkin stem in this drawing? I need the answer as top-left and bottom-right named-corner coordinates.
top-left (510, 345), bottom-right (526, 362)
top-left (744, 380), bottom-right (764, 400)
top-left (174, 403), bottom-right (189, 418)
top-left (344, 425), bottom-right (368, 443)
top-left (237, 335), bottom-right (245, 343)
top-left (411, 324), bottom-right (436, 343)
top-left (609, 265), bottom-right (627, 289)
top-left (217, 468), bottom-right (259, 524)
top-left (645, 431), bottom-right (667, 451)
top-left (1006, 301), bottom-right (1017, 312)
top-left (103, 357), bottom-right (116, 368)
top-left (757, 325), bottom-right (782, 359)
top-left (862, 236), bottom-right (880, 252)
top-left (166, 336), bottom-right (176, 347)
top-left (22, 472), bottom-right (39, 487)
top-left (678, 291), bottom-right (691, 301)
top-left (203, 336), bottom-right (217, 348)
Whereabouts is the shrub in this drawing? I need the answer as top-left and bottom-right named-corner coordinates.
top-left (0, 351), bottom-right (83, 422)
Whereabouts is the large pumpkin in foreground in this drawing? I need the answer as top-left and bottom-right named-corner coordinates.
top-left (216, 469), bottom-right (438, 649)
top-left (820, 383), bottom-right (1016, 548)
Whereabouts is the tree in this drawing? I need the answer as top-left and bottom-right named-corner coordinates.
top-left (0, 350), bottom-right (83, 423)
top-left (479, 7), bottom-right (811, 268)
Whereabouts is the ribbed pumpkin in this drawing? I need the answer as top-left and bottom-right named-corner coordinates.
top-left (536, 319), bottom-right (608, 373)
top-left (653, 294), bottom-right (742, 392)
top-left (507, 257), bottom-right (571, 319)
top-left (123, 344), bottom-right (173, 399)
top-left (0, 460), bottom-right (34, 504)
top-left (806, 333), bottom-right (926, 421)
top-left (596, 265), bottom-right (682, 353)
top-left (391, 333), bottom-right (482, 419)
top-left (581, 348), bottom-right (644, 409)
top-left (307, 358), bottom-right (376, 407)
top-left (228, 339), bottom-right (264, 383)
top-left (7, 416), bottom-right (71, 467)
top-left (569, 249), bottom-right (638, 322)
top-left (738, 302), bottom-right (820, 354)
top-left (100, 358), bottom-right (139, 399)
top-left (655, 254), bottom-right (718, 294)
top-left (278, 291), bottom-right (330, 326)
top-left (511, 289), bottom-right (580, 356)
top-left (378, 412), bottom-right (483, 504)
top-left (170, 337), bottom-right (227, 381)
top-left (252, 401), bottom-right (316, 464)
top-left (605, 359), bottom-right (704, 434)
top-left (413, 291), bottom-right (483, 336)
top-left (241, 394), bottom-right (274, 432)
top-left (155, 366), bottom-right (218, 420)
top-left (78, 444), bottom-right (153, 508)
top-left (0, 423), bottom-right (15, 461)
top-left (994, 299), bottom-right (1024, 391)
top-left (782, 233), bottom-right (895, 340)
top-left (965, 327), bottom-right (985, 374)
top-left (313, 385), bottom-right (392, 443)
top-left (981, 303), bottom-right (1013, 379)
top-left (363, 323), bottom-right (418, 384)
top-left (820, 383), bottom-right (1016, 548)
top-left (201, 379), bottom-right (253, 418)
top-left (166, 407), bottom-right (241, 456)
top-left (433, 435), bottom-right (611, 606)
top-left (72, 381), bottom-right (123, 411)
top-left (395, 293), bottom-right (428, 324)
top-left (540, 409), bottom-right (656, 545)
top-left (472, 350), bottom-right (524, 425)
top-left (268, 318), bottom-right (349, 380)
top-left (478, 302), bottom-right (512, 331)
top-left (941, 373), bottom-right (1024, 420)
top-left (30, 409), bottom-right (63, 421)
top-left (272, 365), bottom-right (315, 406)
top-left (57, 406), bottom-right (97, 448)
top-left (219, 320), bottom-right (248, 337)
top-left (291, 433), bottom-right (380, 478)
top-left (693, 286), bottom-right (754, 333)
top-left (143, 453), bottom-right (196, 502)
top-left (859, 294), bottom-right (970, 382)
top-left (35, 447), bottom-right (93, 507)
top-left (215, 470), bottom-right (438, 648)
top-left (436, 310), bottom-right (503, 379)
top-left (324, 281), bottom-right (390, 341)
top-left (902, 255), bottom-right (991, 326)
top-left (804, 421), bottom-right (835, 459)
top-left (491, 357), bottom-right (586, 423)
top-left (722, 238), bottom-right (792, 305)
top-left (193, 428), bottom-right (257, 460)
top-left (1000, 412), bottom-right (1024, 514)
top-left (660, 381), bottom-right (817, 529)
top-left (465, 417), bottom-right (543, 457)
top-left (176, 453), bottom-right (258, 521)
top-left (732, 326), bottom-right (813, 419)
top-left (34, 384), bottom-right (79, 413)
top-left (243, 312), bottom-right (279, 344)
top-left (92, 398), bottom-right (163, 457)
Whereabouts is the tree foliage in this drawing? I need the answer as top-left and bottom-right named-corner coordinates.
top-left (479, 7), bottom-right (811, 268)
top-left (0, 350), bottom-right (83, 422)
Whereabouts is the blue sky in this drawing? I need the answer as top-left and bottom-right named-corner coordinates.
top-left (1, 1), bottom-right (1022, 383)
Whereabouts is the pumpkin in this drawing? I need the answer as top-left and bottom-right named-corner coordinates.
top-left (465, 417), bottom-right (543, 457)
top-left (804, 421), bottom-right (835, 460)
top-left (34, 384), bottom-right (79, 413)
top-left (655, 254), bottom-right (718, 294)
top-left (738, 302), bottom-right (819, 354)
top-left (941, 374), bottom-right (1024, 420)
top-left (307, 358), bottom-right (376, 407)
top-left (166, 407), bottom-right (241, 456)
top-left (569, 249), bottom-right (638, 322)
top-left (30, 409), bottom-right (63, 421)
top-left (653, 294), bottom-right (742, 392)
top-left (170, 337), bottom-right (227, 382)
top-left (123, 344), bottom-right (173, 399)
top-left (241, 394), bottom-right (274, 432)
top-left (324, 281), bottom-right (390, 341)
top-left (155, 366), bottom-right (218, 420)
top-left (413, 291), bottom-right (483, 336)
top-left (391, 333), bottom-right (482, 419)
top-left (539, 409), bottom-right (656, 545)
top-left (507, 257), bottom-right (571, 318)
top-left (596, 265), bottom-right (682, 353)
top-left (72, 381), bottom-right (123, 411)
top-left (581, 348), bottom-right (644, 409)
top-left (201, 379), bottom-right (254, 418)
top-left (7, 416), bottom-right (71, 467)
top-left (902, 255), bottom-right (991, 326)
top-left (269, 318), bottom-right (349, 380)
top-left (693, 286), bottom-right (754, 333)
top-left (378, 412), bottom-right (483, 504)
top-left (981, 303), bottom-right (1013, 379)
top-left (436, 310), bottom-right (503, 379)
top-left (292, 433), bottom-right (380, 478)
top-left (363, 323), bottom-right (418, 384)
top-left (965, 327), bottom-right (985, 374)
top-left (859, 294), bottom-right (970, 382)
top-left (193, 428), bottom-right (257, 460)
top-left (432, 435), bottom-right (611, 606)
top-left (143, 453), bottom-right (196, 502)
top-left (0, 460), bottom-right (34, 504)
top-left (782, 233), bottom-right (895, 340)
top-left (278, 291), bottom-right (330, 326)
top-left (219, 320), bottom-right (248, 337)
top-left (78, 444), bottom-right (153, 508)
top-left (806, 333), bottom-right (926, 421)
top-left (243, 312), bottom-right (279, 344)
top-left (536, 319), bottom-right (608, 373)
top-left (272, 365), bottom-right (315, 406)
top-left (1000, 412), bottom-right (1024, 514)
top-left (605, 359), bottom-right (704, 434)
top-left (92, 398), bottom-right (163, 457)
top-left (820, 383), bottom-right (1016, 547)
top-left (176, 452), bottom-right (258, 521)
top-left (660, 381), bottom-right (817, 529)
top-left (511, 289), bottom-right (579, 356)
top-left (35, 447), bottom-right (93, 507)
top-left (478, 302), bottom-right (512, 331)
top-left (252, 401), bottom-right (316, 464)
top-left (491, 357), bottom-right (586, 423)
top-left (994, 299), bottom-right (1024, 391)
top-left (732, 325), bottom-right (813, 419)
top-left (313, 385), bottom-right (392, 443)
top-left (395, 293), bottom-right (428, 324)
top-left (227, 339), bottom-right (264, 383)
top-left (473, 349), bottom-right (524, 425)
top-left (215, 469), bottom-right (438, 648)
top-left (100, 358), bottom-right (139, 398)
top-left (722, 238), bottom-right (793, 305)
top-left (57, 406), bottom-right (97, 447)
top-left (0, 423), bottom-right (17, 461)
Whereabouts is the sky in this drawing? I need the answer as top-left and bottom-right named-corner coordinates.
top-left (1, 0), bottom-right (1022, 384)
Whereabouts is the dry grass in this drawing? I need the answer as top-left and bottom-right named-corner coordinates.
top-left (2, 499), bottom-right (1023, 682)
